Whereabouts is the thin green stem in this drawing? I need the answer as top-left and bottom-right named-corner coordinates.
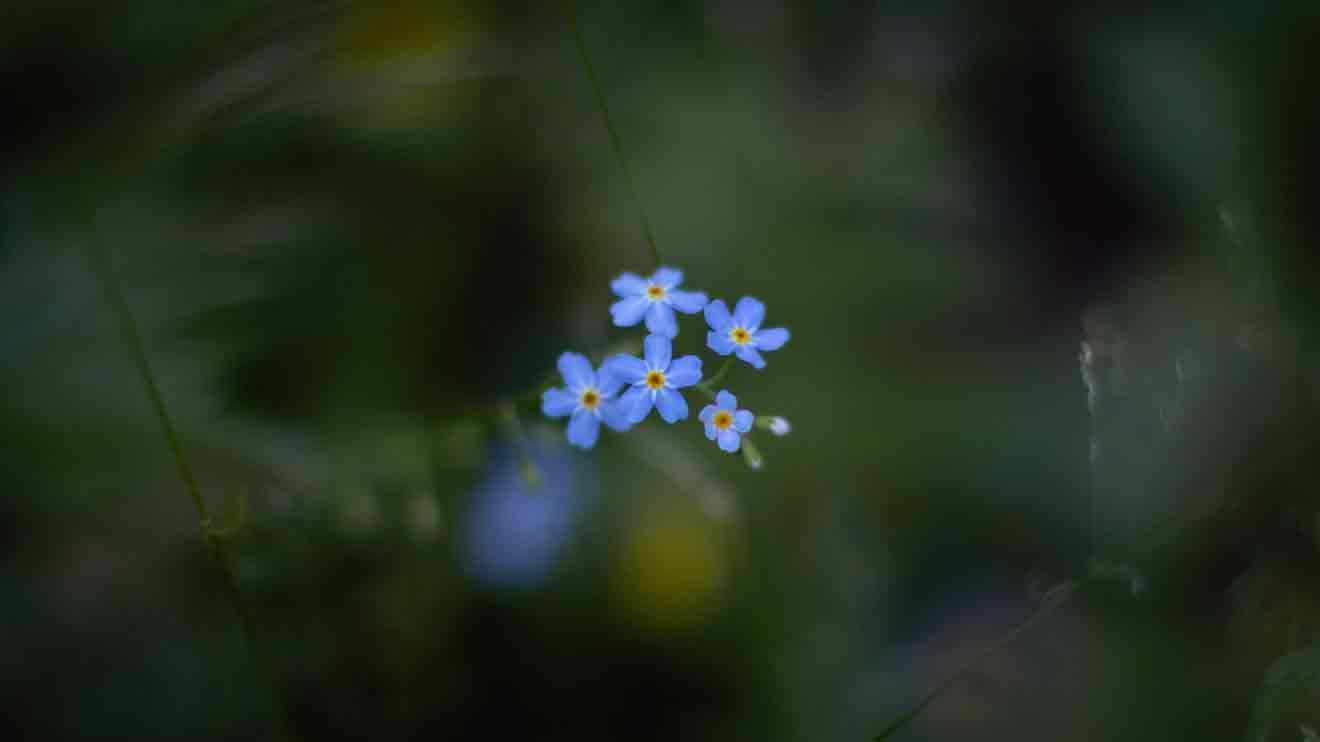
top-left (695, 357), bottom-right (735, 400)
top-left (1089, 465), bottom-right (1098, 572)
top-left (499, 401), bottom-right (542, 488)
top-left (567, 0), bottom-right (662, 269)
top-left (873, 581), bottom-right (1078, 741)
top-left (83, 239), bottom-right (294, 740)
top-left (1087, 382), bottom-right (1097, 572)
top-left (705, 357), bottom-right (735, 389)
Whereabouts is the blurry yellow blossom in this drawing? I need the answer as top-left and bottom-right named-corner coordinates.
top-left (611, 505), bottom-right (728, 634)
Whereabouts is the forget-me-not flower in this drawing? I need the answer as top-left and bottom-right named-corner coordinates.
top-left (459, 439), bottom-right (585, 592)
top-left (705, 297), bottom-right (790, 369)
top-left (603, 334), bottom-right (702, 424)
top-left (610, 267), bottom-right (708, 338)
top-left (541, 352), bottom-right (632, 449)
top-left (699, 390), bottom-right (755, 453)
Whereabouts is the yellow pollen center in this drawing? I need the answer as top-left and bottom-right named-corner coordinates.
top-left (713, 411), bottom-right (733, 429)
top-left (580, 389), bottom-right (600, 409)
top-left (646, 285), bottom-right (665, 300)
top-left (730, 327), bottom-right (751, 344)
top-left (645, 371), bottom-right (666, 390)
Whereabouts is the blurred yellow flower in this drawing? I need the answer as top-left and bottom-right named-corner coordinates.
top-left (611, 506), bottom-right (728, 634)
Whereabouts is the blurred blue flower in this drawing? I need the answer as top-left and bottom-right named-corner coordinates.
top-left (603, 334), bottom-right (702, 424)
top-left (704, 297), bottom-right (790, 369)
top-left (699, 390), bottom-right (754, 453)
top-left (459, 441), bottom-right (586, 592)
top-left (541, 352), bottom-right (632, 449)
top-left (609, 267), bottom-right (707, 338)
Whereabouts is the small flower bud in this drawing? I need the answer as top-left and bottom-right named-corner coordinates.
top-left (741, 439), bottom-right (763, 470)
top-left (755, 415), bottom-right (791, 436)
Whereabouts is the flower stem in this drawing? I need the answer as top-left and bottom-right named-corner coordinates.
top-left (695, 357), bottom-right (735, 399)
top-left (566, 0), bottom-right (662, 270)
top-left (83, 238), bottom-right (294, 741)
top-left (499, 401), bottom-right (542, 489)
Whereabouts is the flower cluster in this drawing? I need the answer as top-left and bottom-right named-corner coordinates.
top-left (542, 266), bottom-right (791, 462)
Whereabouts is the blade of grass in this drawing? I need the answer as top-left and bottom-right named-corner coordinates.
top-left (873, 581), bottom-right (1078, 740)
top-left (567, 0), bottom-right (663, 269)
top-left (82, 237), bottom-right (294, 741)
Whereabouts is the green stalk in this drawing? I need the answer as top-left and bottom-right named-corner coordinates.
top-left (499, 401), bottom-right (542, 489)
top-left (704, 357), bottom-right (735, 389)
top-left (83, 239), bottom-right (294, 740)
top-left (695, 357), bottom-right (735, 400)
top-left (567, 0), bottom-right (663, 269)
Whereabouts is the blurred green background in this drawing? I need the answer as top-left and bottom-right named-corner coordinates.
top-left (3, 2), bottom-right (1320, 740)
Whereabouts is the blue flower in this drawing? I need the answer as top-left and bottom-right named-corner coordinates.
top-left (602, 334), bottom-right (702, 424)
top-left (459, 439), bottom-right (586, 592)
top-left (699, 390), bottom-right (755, 453)
top-left (610, 267), bottom-right (708, 338)
top-left (704, 297), bottom-right (790, 369)
top-left (541, 352), bottom-right (633, 449)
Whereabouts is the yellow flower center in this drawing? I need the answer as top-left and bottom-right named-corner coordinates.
top-left (646, 284), bottom-right (666, 300)
top-left (580, 389), bottom-right (601, 409)
top-left (730, 327), bottom-right (751, 345)
top-left (646, 371), bottom-right (666, 390)
top-left (712, 411), bottom-right (733, 429)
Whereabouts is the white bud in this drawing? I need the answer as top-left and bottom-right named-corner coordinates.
top-left (741, 439), bottom-right (763, 470)
top-left (756, 415), bottom-right (792, 437)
